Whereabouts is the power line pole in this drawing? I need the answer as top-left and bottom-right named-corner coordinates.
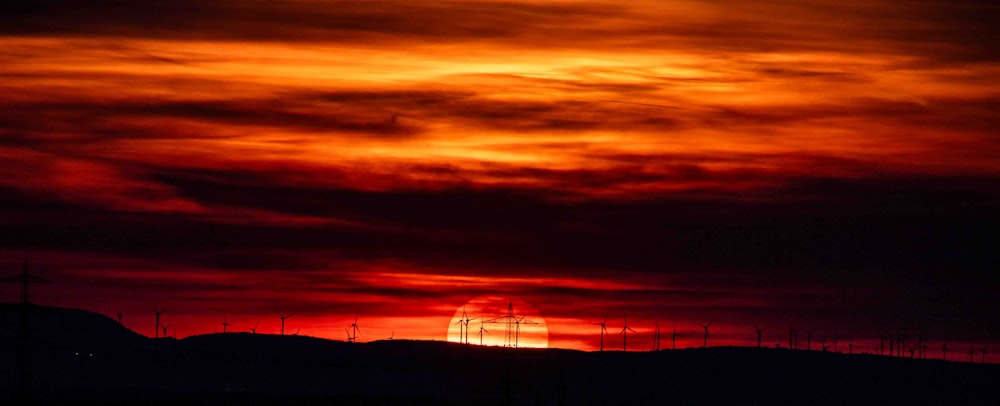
top-left (1, 262), bottom-right (51, 399)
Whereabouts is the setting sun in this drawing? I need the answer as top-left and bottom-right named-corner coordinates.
top-left (446, 295), bottom-right (548, 348)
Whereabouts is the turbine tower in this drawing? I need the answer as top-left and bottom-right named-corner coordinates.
top-left (455, 313), bottom-right (465, 343)
top-left (277, 310), bottom-right (294, 336)
top-left (751, 325), bottom-right (767, 348)
top-left (222, 316), bottom-right (231, 333)
top-left (619, 313), bottom-right (636, 352)
top-left (348, 316), bottom-right (361, 343)
top-left (941, 342), bottom-right (949, 361)
top-left (594, 313), bottom-right (609, 352)
top-left (653, 322), bottom-right (661, 351)
top-left (248, 321), bottom-right (259, 334)
top-left (478, 317), bottom-right (489, 345)
top-left (154, 308), bottom-right (165, 339)
top-left (671, 322), bottom-right (681, 350)
top-left (698, 321), bottom-right (714, 348)
top-left (465, 311), bottom-right (476, 344)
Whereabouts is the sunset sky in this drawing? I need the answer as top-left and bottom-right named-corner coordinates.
top-left (1, 1), bottom-right (997, 359)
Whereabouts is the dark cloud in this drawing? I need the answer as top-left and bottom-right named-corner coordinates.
top-left (2, 0), bottom-right (996, 62)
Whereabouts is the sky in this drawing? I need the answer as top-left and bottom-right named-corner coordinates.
top-left (0, 0), bottom-right (998, 360)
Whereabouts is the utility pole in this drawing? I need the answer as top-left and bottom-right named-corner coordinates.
top-left (2, 262), bottom-right (51, 398)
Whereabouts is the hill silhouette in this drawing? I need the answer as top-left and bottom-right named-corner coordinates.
top-left (1, 304), bottom-right (998, 405)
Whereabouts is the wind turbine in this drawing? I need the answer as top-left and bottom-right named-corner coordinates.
top-left (221, 316), bottom-right (231, 333)
top-left (277, 310), bottom-right (294, 336)
top-left (349, 316), bottom-right (361, 343)
top-left (478, 316), bottom-right (489, 346)
top-left (161, 323), bottom-right (170, 338)
top-left (653, 322), bottom-right (661, 351)
top-left (619, 313), bottom-right (636, 352)
top-left (117, 312), bottom-right (123, 325)
top-left (697, 321), bottom-right (713, 348)
top-left (248, 321), bottom-right (259, 334)
top-left (154, 308), bottom-right (165, 339)
top-left (462, 308), bottom-right (476, 344)
top-left (941, 342), bottom-right (949, 361)
top-left (750, 324), bottom-right (767, 348)
top-left (981, 347), bottom-right (988, 364)
top-left (594, 313), bottom-right (609, 352)
top-left (387, 330), bottom-right (394, 341)
top-left (671, 322), bottom-right (680, 350)
top-left (455, 315), bottom-right (465, 343)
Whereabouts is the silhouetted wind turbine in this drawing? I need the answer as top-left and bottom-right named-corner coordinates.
top-left (221, 316), bottom-right (231, 333)
top-left (478, 316), bottom-right (489, 345)
top-left (248, 321), bottom-right (259, 334)
top-left (698, 321), bottom-right (713, 348)
top-left (594, 313), bottom-right (609, 352)
top-left (349, 316), bottom-right (361, 343)
top-left (455, 313), bottom-right (465, 343)
top-left (941, 342), bottom-right (949, 361)
top-left (788, 327), bottom-right (797, 350)
top-left (277, 310), bottom-right (294, 336)
top-left (750, 325), bottom-right (767, 348)
top-left (981, 347), bottom-right (988, 364)
top-left (154, 308), bottom-right (165, 339)
top-left (117, 312), bottom-right (123, 324)
top-left (162, 323), bottom-right (170, 338)
top-left (462, 308), bottom-right (476, 344)
top-left (387, 330), bottom-right (394, 340)
top-left (620, 313), bottom-right (636, 352)
top-left (653, 322), bottom-right (661, 351)
top-left (671, 322), bottom-right (680, 350)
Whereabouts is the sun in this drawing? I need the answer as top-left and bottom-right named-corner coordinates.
top-left (447, 295), bottom-right (549, 348)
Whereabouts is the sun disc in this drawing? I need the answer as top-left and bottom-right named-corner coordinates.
top-left (447, 295), bottom-right (548, 348)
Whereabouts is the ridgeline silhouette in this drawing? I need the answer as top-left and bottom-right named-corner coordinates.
top-left (1, 303), bottom-right (998, 405)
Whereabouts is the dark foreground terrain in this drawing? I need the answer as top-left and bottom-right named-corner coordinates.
top-left (1, 304), bottom-right (998, 405)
